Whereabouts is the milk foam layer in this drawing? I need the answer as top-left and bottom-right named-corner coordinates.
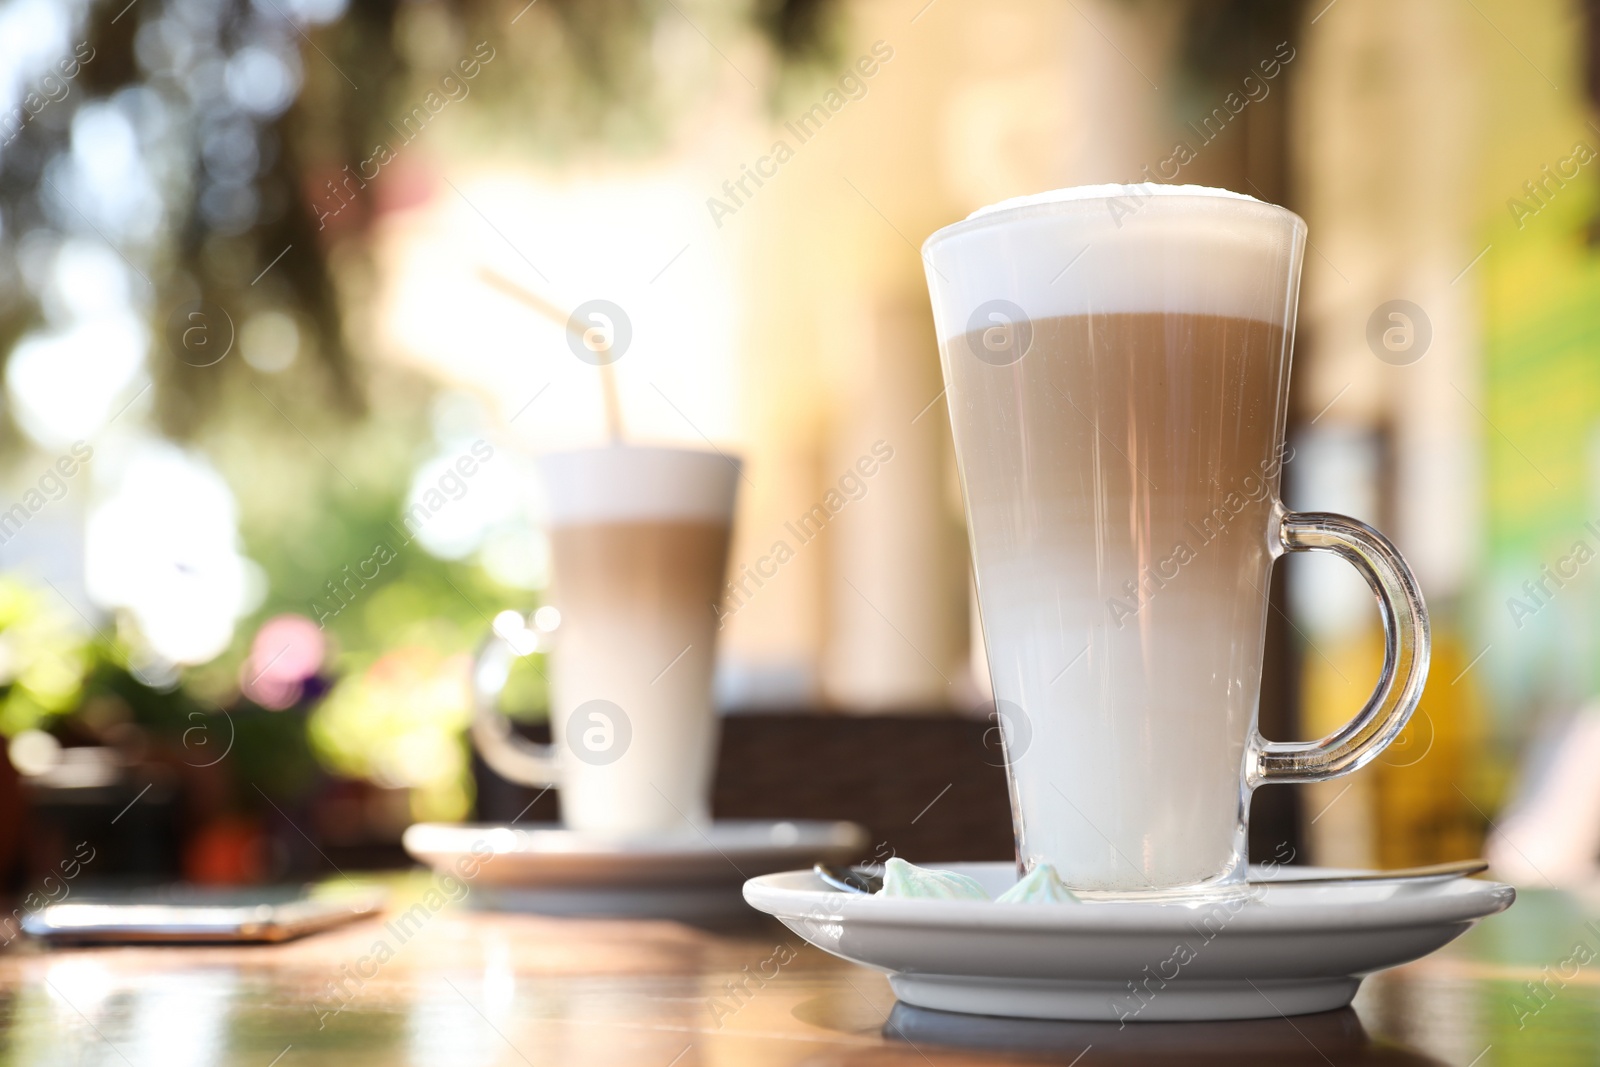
top-left (922, 183), bottom-right (1306, 328)
top-left (540, 444), bottom-right (741, 526)
top-left (966, 183), bottom-right (1261, 218)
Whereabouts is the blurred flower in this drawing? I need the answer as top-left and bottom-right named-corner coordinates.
top-left (241, 613), bottom-right (325, 709)
top-left (183, 815), bottom-right (265, 885)
top-left (307, 647), bottom-right (472, 820)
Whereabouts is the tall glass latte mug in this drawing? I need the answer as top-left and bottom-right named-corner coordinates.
top-left (922, 186), bottom-right (1429, 899)
top-left (471, 445), bottom-right (738, 836)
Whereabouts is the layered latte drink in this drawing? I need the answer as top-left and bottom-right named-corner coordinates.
top-left (537, 445), bottom-right (738, 834)
top-left (925, 186), bottom-right (1428, 898)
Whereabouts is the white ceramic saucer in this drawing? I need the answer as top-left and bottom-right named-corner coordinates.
top-left (742, 862), bottom-right (1514, 1022)
top-left (406, 820), bottom-right (865, 920)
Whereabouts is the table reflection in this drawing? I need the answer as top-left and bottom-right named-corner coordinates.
top-left (880, 1003), bottom-right (1449, 1066)
top-left (0, 890), bottom-right (1592, 1066)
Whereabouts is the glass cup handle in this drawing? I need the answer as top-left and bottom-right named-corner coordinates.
top-left (1252, 511), bottom-right (1431, 785)
top-left (470, 617), bottom-right (563, 788)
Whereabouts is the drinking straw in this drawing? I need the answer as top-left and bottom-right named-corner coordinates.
top-left (477, 266), bottom-right (625, 442)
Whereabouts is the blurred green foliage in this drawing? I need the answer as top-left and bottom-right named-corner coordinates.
top-left (0, 580), bottom-right (93, 737)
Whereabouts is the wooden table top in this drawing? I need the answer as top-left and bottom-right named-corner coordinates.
top-left (1, 875), bottom-right (1584, 1066)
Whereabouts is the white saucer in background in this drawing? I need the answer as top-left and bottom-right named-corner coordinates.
top-left (742, 862), bottom-right (1514, 1022)
top-left (405, 820), bottom-right (865, 920)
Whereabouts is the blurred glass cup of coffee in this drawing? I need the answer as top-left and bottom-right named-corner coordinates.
top-left (472, 445), bottom-right (738, 835)
top-left (922, 185), bottom-right (1429, 899)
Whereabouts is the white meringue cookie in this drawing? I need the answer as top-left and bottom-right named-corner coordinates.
top-left (876, 857), bottom-right (990, 901)
top-left (995, 864), bottom-right (1078, 904)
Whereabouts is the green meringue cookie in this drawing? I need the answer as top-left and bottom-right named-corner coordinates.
top-left (876, 857), bottom-right (990, 901)
top-left (995, 863), bottom-right (1078, 904)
